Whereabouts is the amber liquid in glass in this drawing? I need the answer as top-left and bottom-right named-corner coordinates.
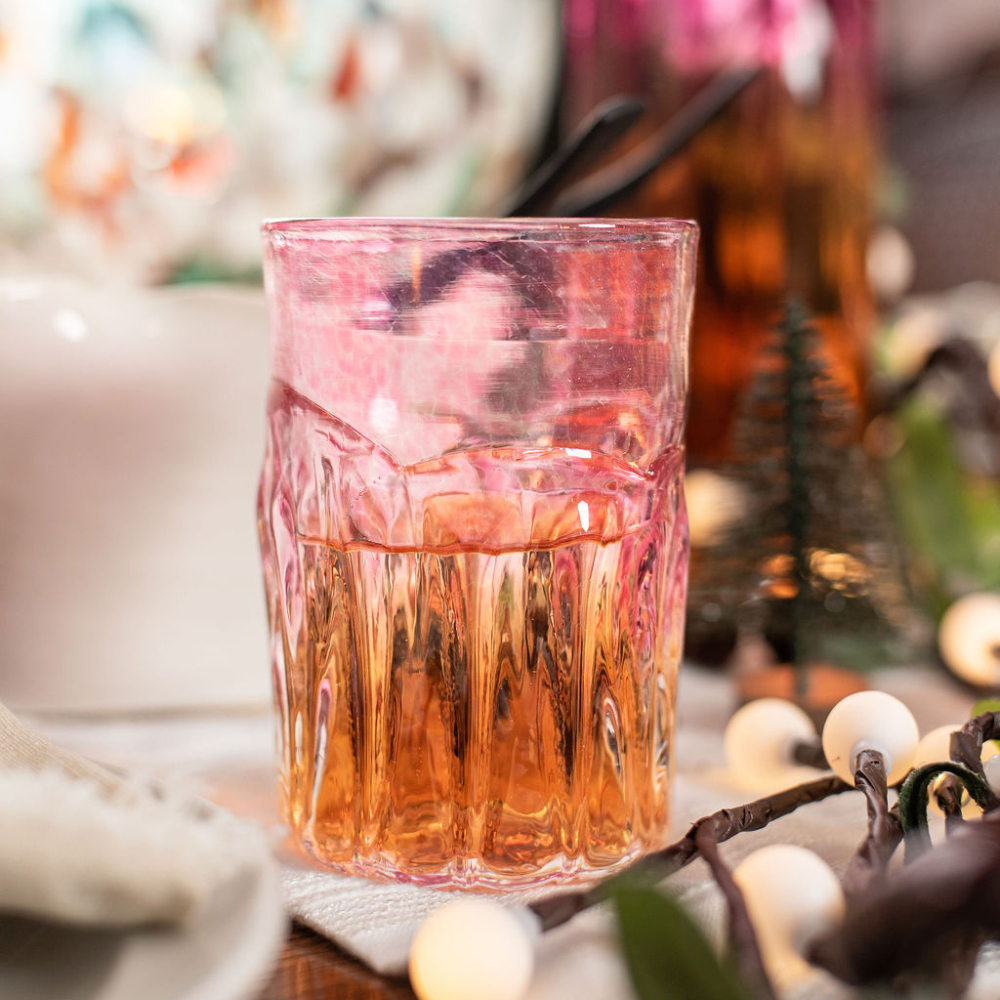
top-left (261, 382), bottom-right (687, 887)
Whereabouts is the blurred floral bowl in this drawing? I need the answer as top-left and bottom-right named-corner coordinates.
top-left (0, 0), bottom-right (559, 284)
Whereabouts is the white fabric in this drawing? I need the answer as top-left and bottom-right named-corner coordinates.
top-left (0, 700), bottom-right (269, 928)
top-left (26, 666), bottom-right (1000, 998)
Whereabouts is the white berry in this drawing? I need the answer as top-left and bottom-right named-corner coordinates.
top-left (821, 691), bottom-right (918, 785)
top-left (914, 724), bottom-right (999, 767)
top-left (913, 724), bottom-right (956, 768)
top-left (685, 470), bottom-right (747, 547)
top-left (938, 593), bottom-right (1000, 687)
top-left (733, 844), bottom-right (845, 989)
top-left (724, 698), bottom-right (819, 791)
top-left (409, 899), bottom-right (536, 1000)
top-left (985, 754), bottom-right (1000, 796)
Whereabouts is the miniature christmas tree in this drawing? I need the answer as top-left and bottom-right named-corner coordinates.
top-left (688, 302), bottom-right (917, 677)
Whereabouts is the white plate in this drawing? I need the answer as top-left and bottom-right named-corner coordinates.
top-left (0, 860), bottom-right (286, 1000)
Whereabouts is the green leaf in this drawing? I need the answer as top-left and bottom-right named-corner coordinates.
top-left (971, 698), bottom-right (1000, 718)
top-left (613, 886), bottom-right (756, 1000)
top-left (887, 399), bottom-right (1000, 613)
top-left (887, 402), bottom-right (976, 611)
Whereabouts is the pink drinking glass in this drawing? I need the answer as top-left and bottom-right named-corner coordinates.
top-left (259, 218), bottom-right (698, 888)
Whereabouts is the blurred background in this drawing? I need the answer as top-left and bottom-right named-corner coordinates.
top-left (1, 0), bottom-right (999, 712)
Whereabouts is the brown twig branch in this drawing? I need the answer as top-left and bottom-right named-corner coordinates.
top-left (935, 778), bottom-right (965, 834)
top-left (809, 811), bottom-right (1000, 995)
top-left (695, 820), bottom-right (777, 1000)
top-left (529, 774), bottom-right (852, 932)
top-left (842, 750), bottom-right (902, 898)
top-left (790, 739), bottom-right (828, 769)
top-left (952, 712), bottom-right (1000, 812)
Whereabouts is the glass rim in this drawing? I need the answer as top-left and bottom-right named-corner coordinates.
top-left (261, 216), bottom-right (698, 245)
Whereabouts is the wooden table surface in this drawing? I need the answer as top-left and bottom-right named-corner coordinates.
top-left (259, 924), bottom-right (417, 1000)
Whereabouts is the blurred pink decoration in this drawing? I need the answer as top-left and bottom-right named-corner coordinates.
top-left (563, 0), bottom-right (857, 131)
top-left (653, 0), bottom-right (830, 74)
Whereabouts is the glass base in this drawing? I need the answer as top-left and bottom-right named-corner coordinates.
top-left (296, 838), bottom-right (654, 890)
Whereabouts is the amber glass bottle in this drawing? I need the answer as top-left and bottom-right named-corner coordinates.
top-left (562, 0), bottom-right (877, 464)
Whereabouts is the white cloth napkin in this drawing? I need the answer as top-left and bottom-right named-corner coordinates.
top-left (0, 699), bottom-right (268, 928)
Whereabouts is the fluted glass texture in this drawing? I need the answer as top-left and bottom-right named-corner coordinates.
top-left (259, 218), bottom-right (697, 887)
